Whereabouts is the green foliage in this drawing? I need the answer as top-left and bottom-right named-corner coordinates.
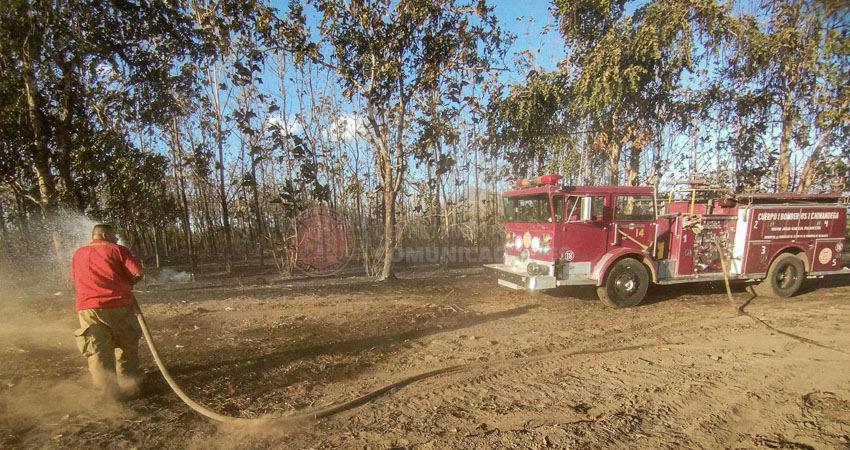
top-left (0, 0), bottom-right (206, 214)
top-left (92, 144), bottom-right (181, 229)
top-left (491, 0), bottom-right (846, 192)
top-left (487, 70), bottom-right (572, 177)
top-left (489, 0), bottom-right (731, 185)
top-left (715, 0), bottom-right (850, 192)
top-left (560, 0), bottom-right (729, 184)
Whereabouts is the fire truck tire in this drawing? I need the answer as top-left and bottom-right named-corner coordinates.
top-left (597, 258), bottom-right (649, 308)
top-left (754, 253), bottom-right (805, 298)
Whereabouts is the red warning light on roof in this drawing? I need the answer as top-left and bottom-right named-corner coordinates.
top-left (516, 174), bottom-right (562, 187)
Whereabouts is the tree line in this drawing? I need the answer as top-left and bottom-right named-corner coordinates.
top-left (1, 0), bottom-right (847, 283)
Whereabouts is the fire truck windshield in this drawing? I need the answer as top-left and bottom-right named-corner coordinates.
top-left (503, 194), bottom-right (553, 223)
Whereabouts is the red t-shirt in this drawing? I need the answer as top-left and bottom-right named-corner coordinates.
top-left (71, 239), bottom-right (144, 311)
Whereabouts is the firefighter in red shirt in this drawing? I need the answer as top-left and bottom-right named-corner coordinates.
top-left (71, 224), bottom-right (145, 400)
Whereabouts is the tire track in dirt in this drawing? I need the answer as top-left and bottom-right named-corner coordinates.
top-left (625, 307), bottom-right (850, 450)
top-left (316, 309), bottom-right (706, 442)
top-left (309, 291), bottom-right (849, 449)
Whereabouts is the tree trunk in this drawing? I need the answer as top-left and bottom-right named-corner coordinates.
top-left (152, 226), bottom-right (162, 268)
top-left (250, 153), bottom-right (265, 267)
top-left (0, 200), bottom-right (9, 257)
top-left (170, 118), bottom-right (197, 271)
top-left (474, 132), bottom-right (480, 253)
top-left (216, 128), bottom-right (234, 271)
top-left (21, 50), bottom-right (62, 259)
top-left (17, 195), bottom-right (32, 252)
top-left (627, 146), bottom-right (641, 186)
top-left (607, 140), bottom-right (621, 186)
top-left (198, 184), bottom-right (218, 258)
top-left (56, 62), bottom-right (86, 211)
top-left (380, 170), bottom-right (397, 280)
top-left (777, 95), bottom-right (794, 192)
top-left (796, 130), bottom-right (833, 194)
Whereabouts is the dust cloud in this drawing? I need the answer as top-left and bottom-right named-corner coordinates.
top-left (185, 416), bottom-right (311, 450)
top-left (0, 378), bottom-right (130, 422)
top-left (0, 210), bottom-right (98, 345)
top-left (0, 211), bottom-right (101, 429)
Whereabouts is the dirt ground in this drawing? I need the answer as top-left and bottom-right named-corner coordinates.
top-left (2, 265), bottom-right (850, 449)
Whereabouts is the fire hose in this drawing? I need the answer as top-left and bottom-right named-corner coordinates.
top-left (134, 304), bottom-right (469, 424)
top-left (135, 307), bottom-right (255, 424)
top-left (713, 241), bottom-right (848, 355)
top-left (134, 304), bottom-right (664, 424)
top-left (133, 246), bottom-right (841, 424)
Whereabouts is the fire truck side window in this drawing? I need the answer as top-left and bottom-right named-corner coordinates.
top-left (503, 195), bottom-right (552, 223)
top-left (566, 197), bottom-right (581, 221)
top-left (553, 196), bottom-right (565, 222)
top-left (589, 196), bottom-right (605, 221)
top-left (615, 195), bottom-right (656, 221)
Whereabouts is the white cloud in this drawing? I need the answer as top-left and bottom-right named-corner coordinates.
top-left (266, 114), bottom-right (302, 136)
top-left (327, 113), bottom-right (367, 143)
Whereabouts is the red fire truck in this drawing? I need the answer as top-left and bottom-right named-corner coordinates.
top-left (485, 175), bottom-right (849, 308)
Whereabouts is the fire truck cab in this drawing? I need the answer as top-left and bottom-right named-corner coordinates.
top-left (485, 175), bottom-right (849, 308)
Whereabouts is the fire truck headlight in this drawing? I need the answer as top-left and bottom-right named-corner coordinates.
top-left (515, 236), bottom-right (523, 249)
top-left (531, 236), bottom-right (541, 252)
top-left (527, 263), bottom-right (549, 276)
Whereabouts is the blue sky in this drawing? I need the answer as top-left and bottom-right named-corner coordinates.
top-left (490, 0), bottom-right (566, 76)
top-left (258, 0), bottom-right (570, 141)
top-left (267, 0), bottom-right (568, 77)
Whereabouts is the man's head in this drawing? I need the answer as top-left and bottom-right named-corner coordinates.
top-left (92, 224), bottom-right (118, 243)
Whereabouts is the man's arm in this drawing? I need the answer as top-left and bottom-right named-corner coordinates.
top-left (120, 246), bottom-right (145, 286)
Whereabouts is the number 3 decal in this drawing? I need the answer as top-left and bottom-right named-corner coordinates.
top-left (761, 246), bottom-right (767, 255)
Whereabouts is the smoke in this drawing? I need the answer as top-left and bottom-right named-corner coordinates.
top-left (147, 267), bottom-right (194, 285)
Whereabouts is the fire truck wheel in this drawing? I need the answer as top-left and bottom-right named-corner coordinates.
top-left (754, 253), bottom-right (805, 298)
top-left (597, 258), bottom-right (649, 308)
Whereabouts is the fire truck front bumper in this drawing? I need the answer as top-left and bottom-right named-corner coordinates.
top-left (484, 264), bottom-right (557, 291)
